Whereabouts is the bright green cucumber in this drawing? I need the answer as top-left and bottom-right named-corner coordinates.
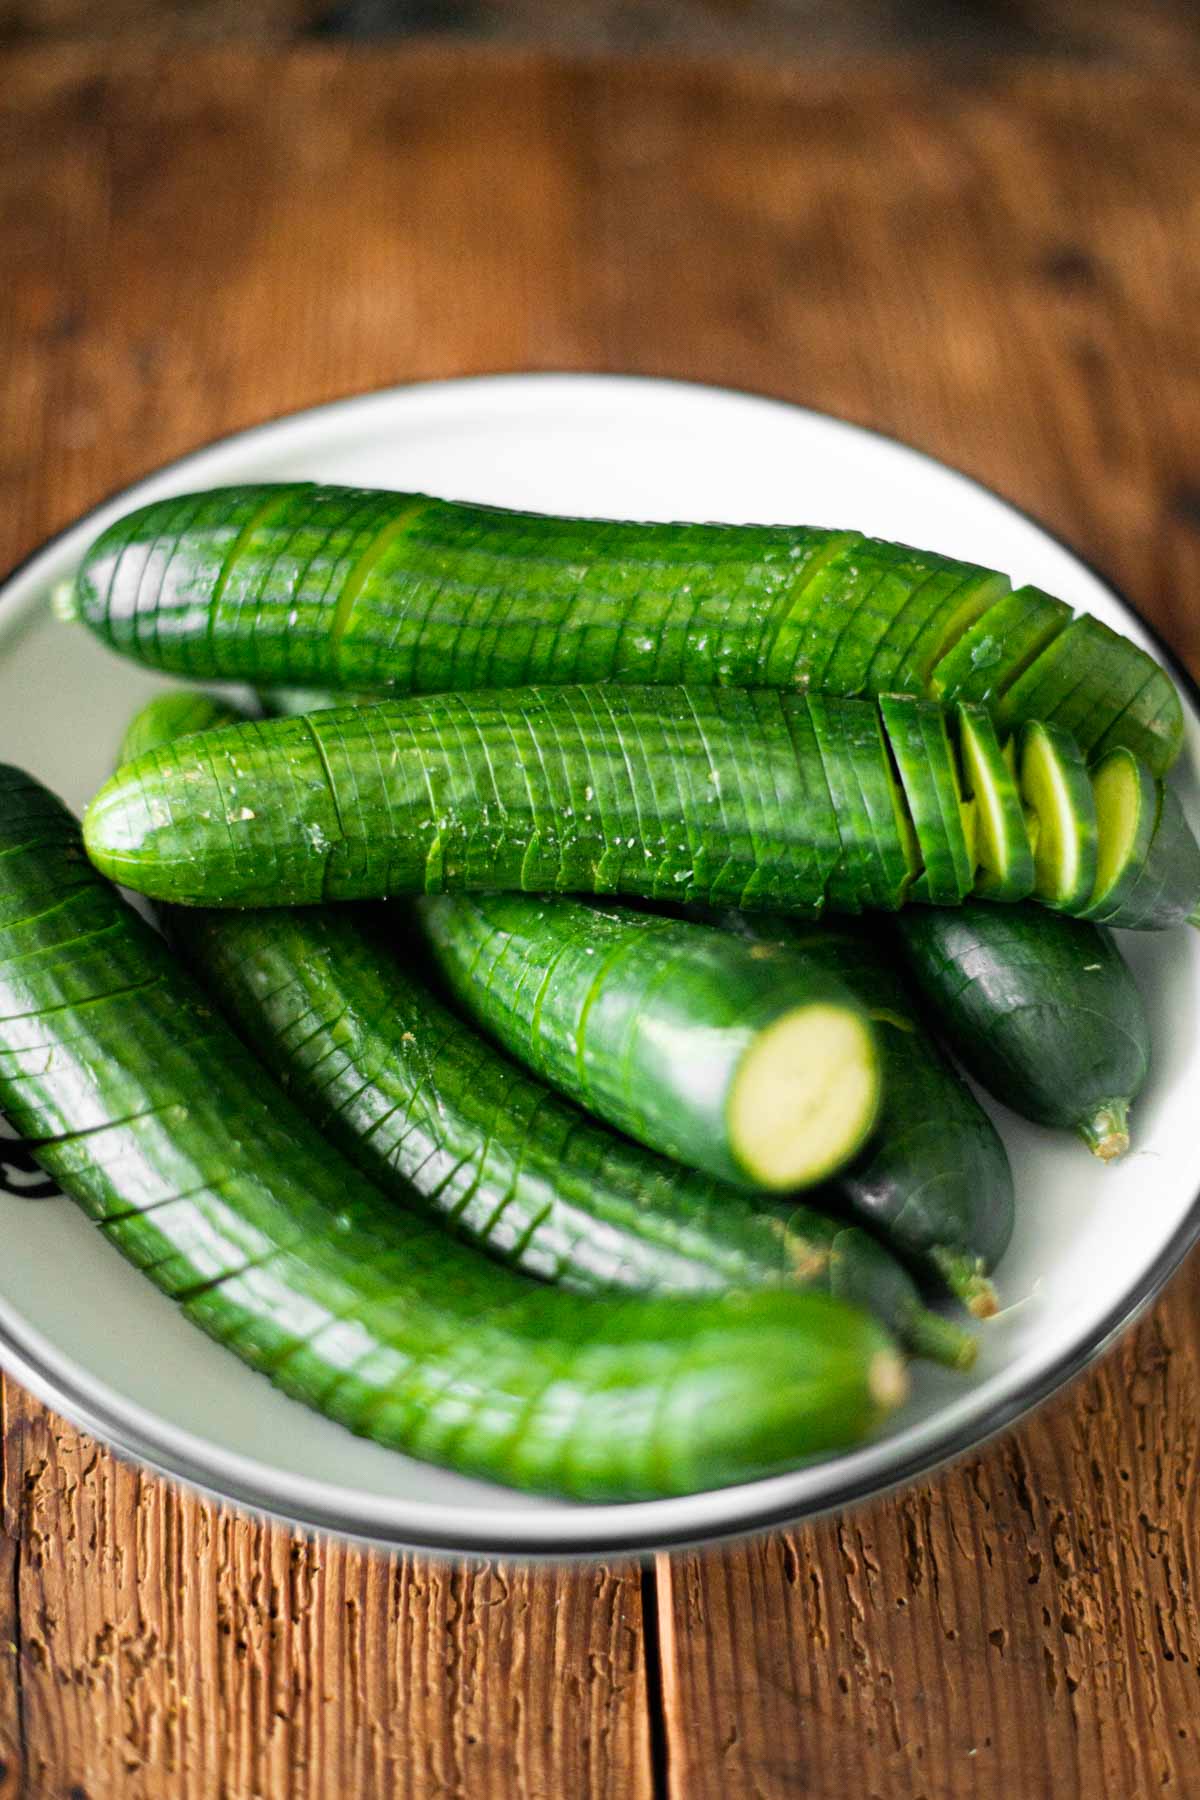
top-left (879, 695), bottom-right (974, 905)
top-left (124, 691), bottom-right (972, 1366)
top-left (66, 482), bottom-right (1184, 772)
top-left (416, 894), bottom-right (881, 1193)
top-left (929, 585), bottom-right (1072, 708)
top-left (893, 901), bottom-right (1150, 1160)
top-left (996, 613), bottom-right (1182, 770)
top-left (711, 911), bottom-right (1014, 1317)
top-left (0, 763), bottom-right (907, 1500)
top-left (83, 684), bottom-right (1200, 928)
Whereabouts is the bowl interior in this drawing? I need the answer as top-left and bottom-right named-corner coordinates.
top-left (1, 373), bottom-right (1197, 1555)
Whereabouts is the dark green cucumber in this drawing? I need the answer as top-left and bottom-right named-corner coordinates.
top-left (67, 482), bottom-right (1184, 772)
top-left (0, 763), bottom-right (907, 1500)
top-left (416, 894), bottom-right (881, 1193)
top-left (84, 683), bottom-right (1200, 927)
top-left (893, 901), bottom-right (1150, 1160)
top-left (1087, 777), bottom-right (1200, 931)
top-left (712, 911), bottom-right (1013, 1317)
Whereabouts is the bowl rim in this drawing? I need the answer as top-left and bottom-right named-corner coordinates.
top-left (3, 369), bottom-right (1199, 1560)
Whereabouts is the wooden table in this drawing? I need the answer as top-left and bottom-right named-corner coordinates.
top-left (3, 43), bottom-right (1200, 1799)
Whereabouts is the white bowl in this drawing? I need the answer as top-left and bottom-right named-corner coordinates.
top-left (1, 373), bottom-right (1198, 1558)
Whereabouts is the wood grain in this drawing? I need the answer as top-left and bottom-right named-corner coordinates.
top-left (2, 42), bottom-right (1200, 1799)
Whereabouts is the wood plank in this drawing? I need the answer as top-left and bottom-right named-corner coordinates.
top-left (657, 1253), bottom-right (1200, 1799)
top-left (0, 1376), bottom-right (652, 1799)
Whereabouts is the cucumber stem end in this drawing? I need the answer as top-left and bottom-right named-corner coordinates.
top-left (930, 1247), bottom-right (999, 1320)
top-left (1079, 1101), bottom-right (1131, 1163)
top-left (902, 1306), bottom-right (979, 1371)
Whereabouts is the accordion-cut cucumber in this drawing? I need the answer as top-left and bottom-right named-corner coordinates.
top-left (416, 894), bottom-right (880, 1192)
top-left (0, 764), bottom-right (907, 1500)
top-left (711, 911), bottom-right (1013, 1317)
top-left (894, 901), bottom-right (1150, 1160)
top-left (1019, 721), bottom-right (1098, 913)
top-left (1093, 781), bottom-right (1200, 931)
top-left (83, 683), bottom-right (1200, 928)
top-left (66, 482), bottom-right (1184, 771)
top-left (996, 613), bottom-right (1182, 770)
top-left (957, 705), bottom-right (1036, 902)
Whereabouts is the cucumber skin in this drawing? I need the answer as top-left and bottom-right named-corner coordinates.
top-left (415, 893), bottom-right (877, 1191)
top-left (0, 764), bottom-right (901, 1500)
top-left (73, 483), bottom-right (1183, 774)
top-left (715, 913), bottom-right (1014, 1299)
top-left (893, 901), bottom-right (1150, 1142)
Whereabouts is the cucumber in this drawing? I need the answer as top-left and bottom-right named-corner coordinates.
top-left (893, 901), bottom-right (1150, 1160)
top-left (66, 482), bottom-right (1184, 772)
top-left (1094, 780), bottom-right (1200, 931)
top-left (119, 690), bottom-right (246, 764)
top-left (1019, 721), bottom-right (1099, 913)
top-left (415, 894), bottom-right (880, 1193)
top-left (83, 683), bottom-right (1200, 928)
top-left (0, 763), bottom-right (906, 1500)
top-left (710, 911), bottom-right (1013, 1317)
top-left (996, 613), bottom-right (1182, 771)
top-left (957, 705), bottom-right (1035, 901)
top-left (1080, 747), bottom-right (1159, 922)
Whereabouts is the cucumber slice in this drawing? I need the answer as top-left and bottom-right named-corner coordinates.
top-left (1098, 782), bottom-right (1200, 930)
top-left (1019, 721), bottom-right (1099, 914)
top-left (892, 570), bottom-right (1015, 693)
top-left (727, 1001), bottom-right (880, 1190)
top-left (929, 585), bottom-right (1071, 707)
top-left (878, 695), bottom-right (975, 905)
top-left (957, 705), bottom-right (1035, 901)
top-left (997, 614), bottom-right (1184, 777)
top-left (1078, 747), bottom-right (1158, 922)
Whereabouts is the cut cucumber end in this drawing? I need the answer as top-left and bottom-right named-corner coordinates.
top-left (51, 578), bottom-right (81, 623)
top-left (1078, 1101), bottom-right (1131, 1162)
top-left (869, 1348), bottom-right (910, 1413)
top-left (929, 1247), bottom-right (1000, 1319)
top-left (901, 1306), bottom-right (979, 1372)
top-left (727, 1003), bottom-right (880, 1192)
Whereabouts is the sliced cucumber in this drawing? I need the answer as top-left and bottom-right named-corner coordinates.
top-left (879, 694), bottom-right (975, 905)
top-left (894, 569), bottom-right (1015, 692)
top-left (1019, 721), bottom-right (1098, 913)
top-left (1079, 747), bottom-right (1159, 922)
top-left (957, 705), bottom-right (1035, 901)
top-left (930, 585), bottom-right (1071, 707)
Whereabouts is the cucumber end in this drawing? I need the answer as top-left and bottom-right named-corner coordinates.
top-left (728, 1002), bottom-right (880, 1192)
top-left (869, 1347), bottom-right (910, 1413)
top-left (51, 577), bottom-right (81, 623)
top-left (1079, 1101), bottom-right (1131, 1162)
top-left (930, 1247), bottom-right (1000, 1319)
top-left (902, 1306), bottom-right (979, 1371)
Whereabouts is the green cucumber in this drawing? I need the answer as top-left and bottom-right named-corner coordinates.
top-left (878, 695), bottom-right (974, 905)
top-left (957, 705), bottom-right (1035, 901)
top-left (1019, 721), bottom-right (1098, 913)
top-left (1098, 781), bottom-right (1200, 931)
top-left (66, 482), bottom-right (1184, 772)
top-left (711, 911), bottom-right (1013, 1317)
top-left (1079, 748), bottom-right (1159, 922)
top-left (123, 690), bottom-right (971, 1366)
top-left (84, 683), bottom-right (1200, 928)
top-left (0, 763), bottom-right (907, 1500)
top-left (416, 894), bottom-right (880, 1193)
top-left (119, 690), bottom-right (246, 764)
top-left (893, 901), bottom-right (1150, 1160)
